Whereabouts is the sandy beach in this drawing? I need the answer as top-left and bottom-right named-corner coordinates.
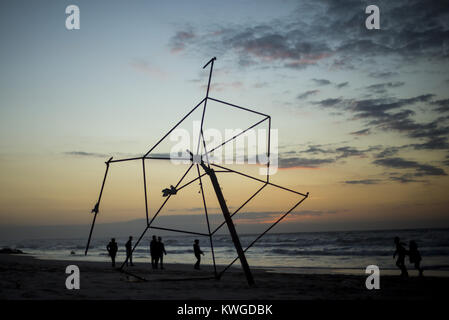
top-left (1, 254), bottom-right (448, 300)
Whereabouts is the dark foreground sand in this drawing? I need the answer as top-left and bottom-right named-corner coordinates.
top-left (0, 254), bottom-right (448, 300)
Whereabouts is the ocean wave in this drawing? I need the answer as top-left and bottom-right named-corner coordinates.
top-left (269, 248), bottom-right (449, 257)
top-left (4, 228), bottom-right (449, 263)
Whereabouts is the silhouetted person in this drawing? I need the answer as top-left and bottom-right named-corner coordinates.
top-left (150, 235), bottom-right (159, 269)
top-left (409, 240), bottom-right (424, 277)
top-left (106, 238), bottom-right (118, 268)
top-left (125, 236), bottom-right (134, 266)
top-left (158, 237), bottom-right (167, 269)
top-left (393, 236), bottom-right (408, 278)
top-left (193, 239), bottom-right (204, 270)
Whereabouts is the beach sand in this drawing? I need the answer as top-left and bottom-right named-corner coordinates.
top-left (0, 254), bottom-right (448, 300)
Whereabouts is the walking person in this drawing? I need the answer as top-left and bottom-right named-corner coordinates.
top-left (158, 237), bottom-right (167, 269)
top-left (393, 236), bottom-right (408, 278)
top-left (150, 235), bottom-right (159, 269)
top-left (125, 236), bottom-right (134, 266)
top-left (193, 239), bottom-right (204, 270)
top-left (409, 240), bottom-right (424, 277)
top-left (106, 238), bottom-right (118, 268)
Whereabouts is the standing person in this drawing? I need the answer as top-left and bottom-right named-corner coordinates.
top-left (393, 236), bottom-right (408, 278)
top-left (125, 236), bottom-right (134, 267)
top-left (158, 237), bottom-right (167, 269)
top-left (150, 235), bottom-right (159, 269)
top-left (409, 240), bottom-right (424, 277)
top-left (193, 239), bottom-right (204, 270)
top-left (106, 238), bottom-right (118, 268)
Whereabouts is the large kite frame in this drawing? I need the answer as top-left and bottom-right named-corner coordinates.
top-left (85, 57), bottom-right (309, 285)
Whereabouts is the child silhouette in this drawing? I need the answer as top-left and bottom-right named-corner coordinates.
top-left (409, 240), bottom-right (424, 277)
top-left (393, 236), bottom-right (408, 278)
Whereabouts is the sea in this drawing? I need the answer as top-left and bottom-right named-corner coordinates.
top-left (2, 228), bottom-right (448, 276)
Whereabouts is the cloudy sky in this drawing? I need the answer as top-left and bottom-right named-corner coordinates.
top-left (1, 0), bottom-right (449, 238)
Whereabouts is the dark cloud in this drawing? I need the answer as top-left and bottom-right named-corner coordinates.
top-left (64, 151), bottom-right (109, 158)
top-left (165, 1), bottom-right (449, 186)
top-left (335, 146), bottom-right (370, 159)
top-left (300, 145), bottom-right (331, 155)
top-left (368, 71), bottom-right (399, 79)
top-left (312, 98), bottom-right (343, 108)
top-left (375, 146), bottom-right (403, 158)
top-left (389, 173), bottom-right (423, 184)
top-left (312, 94), bottom-right (449, 151)
top-left (365, 82), bottom-right (405, 94)
top-left (169, 30), bottom-right (195, 53)
top-left (283, 143), bottom-right (445, 183)
top-left (373, 157), bottom-right (447, 176)
top-left (299, 144), bottom-right (379, 159)
top-left (169, 206), bottom-right (227, 213)
top-left (336, 82), bottom-right (349, 89)
top-left (294, 210), bottom-right (339, 216)
top-left (432, 99), bottom-right (449, 113)
top-left (297, 89), bottom-right (319, 100)
top-left (444, 155), bottom-right (449, 166)
top-left (343, 179), bottom-right (381, 185)
top-left (375, 139), bottom-right (449, 157)
top-left (234, 210), bottom-right (338, 222)
top-left (408, 136), bottom-right (449, 150)
top-left (216, 25), bottom-right (332, 68)
top-left (351, 95), bottom-right (434, 120)
top-left (64, 151), bottom-right (163, 159)
top-left (311, 78), bottom-right (331, 86)
top-left (350, 128), bottom-right (371, 136)
top-left (278, 156), bottom-right (335, 168)
top-left (169, 1), bottom-right (449, 69)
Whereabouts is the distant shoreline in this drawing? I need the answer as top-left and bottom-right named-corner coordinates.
top-left (2, 224), bottom-right (449, 245)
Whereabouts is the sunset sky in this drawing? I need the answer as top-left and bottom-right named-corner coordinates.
top-left (1, 0), bottom-right (449, 238)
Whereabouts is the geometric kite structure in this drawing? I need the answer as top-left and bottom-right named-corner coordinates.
top-left (85, 57), bottom-right (309, 285)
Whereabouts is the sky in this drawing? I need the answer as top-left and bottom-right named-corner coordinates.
top-left (1, 0), bottom-right (449, 239)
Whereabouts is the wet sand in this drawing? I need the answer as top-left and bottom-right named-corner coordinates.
top-left (0, 254), bottom-right (448, 300)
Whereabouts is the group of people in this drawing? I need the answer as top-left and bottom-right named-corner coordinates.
top-left (106, 236), bottom-right (205, 270)
top-left (150, 236), bottom-right (167, 269)
top-left (393, 236), bottom-right (424, 278)
top-left (109, 235), bottom-right (424, 277)
top-left (106, 236), bottom-right (134, 268)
